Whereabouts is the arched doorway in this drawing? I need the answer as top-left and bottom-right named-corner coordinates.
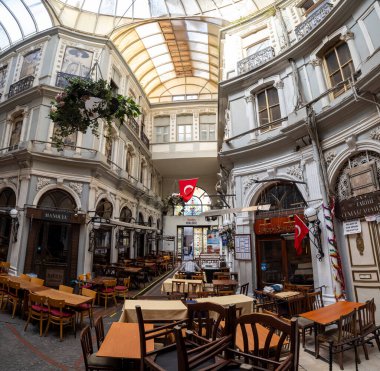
top-left (0, 188), bottom-right (16, 261)
top-left (93, 199), bottom-right (113, 265)
top-left (254, 182), bottom-right (312, 288)
top-left (137, 213), bottom-right (145, 257)
top-left (118, 206), bottom-right (132, 260)
top-left (24, 189), bottom-right (85, 286)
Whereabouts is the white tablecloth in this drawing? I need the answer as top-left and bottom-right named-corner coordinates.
top-left (119, 300), bottom-right (188, 323)
top-left (161, 278), bottom-right (203, 293)
top-left (196, 294), bottom-right (254, 315)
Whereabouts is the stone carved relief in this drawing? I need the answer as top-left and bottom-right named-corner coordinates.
top-left (36, 177), bottom-right (52, 191)
top-left (369, 127), bottom-right (380, 141)
top-left (286, 165), bottom-right (303, 180)
top-left (69, 182), bottom-right (83, 197)
top-left (243, 175), bottom-right (259, 193)
top-left (324, 151), bottom-right (337, 166)
top-left (8, 177), bottom-right (18, 187)
top-left (356, 234), bottom-right (364, 256)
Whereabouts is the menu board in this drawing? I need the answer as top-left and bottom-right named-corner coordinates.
top-left (234, 234), bottom-right (251, 260)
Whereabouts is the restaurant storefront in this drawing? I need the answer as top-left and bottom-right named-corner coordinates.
top-left (254, 183), bottom-right (313, 289)
top-left (23, 189), bottom-right (86, 286)
top-left (0, 187), bottom-right (16, 262)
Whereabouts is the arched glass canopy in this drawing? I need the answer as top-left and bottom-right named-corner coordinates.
top-left (2, 0), bottom-right (277, 102)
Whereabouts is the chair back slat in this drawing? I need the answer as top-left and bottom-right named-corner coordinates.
top-left (80, 326), bottom-right (93, 369)
top-left (338, 310), bottom-right (357, 343)
top-left (94, 316), bottom-right (105, 349)
top-left (307, 291), bottom-right (324, 311)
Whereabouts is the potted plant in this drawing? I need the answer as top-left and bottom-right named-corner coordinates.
top-left (49, 77), bottom-right (141, 149)
top-left (162, 193), bottom-right (185, 215)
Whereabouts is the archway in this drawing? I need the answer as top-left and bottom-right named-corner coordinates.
top-left (253, 182), bottom-right (312, 288)
top-left (0, 188), bottom-right (16, 261)
top-left (24, 189), bottom-right (82, 286)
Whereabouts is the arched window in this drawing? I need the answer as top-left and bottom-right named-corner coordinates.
top-left (95, 199), bottom-right (113, 219)
top-left (119, 206), bottom-right (132, 223)
top-left (175, 187), bottom-right (212, 216)
top-left (0, 188), bottom-right (16, 207)
top-left (255, 183), bottom-right (306, 214)
top-left (38, 189), bottom-right (76, 210)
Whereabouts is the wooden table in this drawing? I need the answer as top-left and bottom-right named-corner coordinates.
top-left (124, 267), bottom-right (143, 273)
top-left (196, 294), bottom-right (254, 316)
top-left (88, 276), bottom-right (114, 286)
top-left (274, 291), bottom-right (301, 299)
top-left (97, 322), bottom-right (154, 359)
top-left (300, 301), bottom-right (364, 358)
top-left (161, 278), bottom-right (203, 294)
top-left (6, 276), bottom-right (48, 292)
top-left (119, 300), bottom-right (188, 323)
top-left (212, 279), bottom-right (239, 287)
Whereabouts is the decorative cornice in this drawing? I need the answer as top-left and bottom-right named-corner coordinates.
top-left (340, 31), bottom-right (354, 42)
top-left (69, 182), bottom-right (83, 197)
top-left (242, 175), bottom-right (259, 193)
top-left (369, 126), bottom-right (380, 141)
top-left (310, 58), bottom-right (322, 67)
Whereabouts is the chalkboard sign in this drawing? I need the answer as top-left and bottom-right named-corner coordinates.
top-left (234, 234), bottom-right (251, 260)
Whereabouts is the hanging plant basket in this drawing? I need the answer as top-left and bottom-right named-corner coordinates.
top-left (49, 78), bottom-right (141, 149)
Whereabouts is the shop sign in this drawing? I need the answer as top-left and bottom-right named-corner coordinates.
top-left (26, 207), bottom-right (86, 224)
top-left (163, 235), bottom-right (175, 241)
top-left (42, 210), bottom-right (70, 222)
top-left (336, 191), bottom-right (380, 220)
top-left (343, 219), bottom-right (361, 235)
top-left (45, 268), bottom-right (65, 287)
top-left (185, 218), bottom-right (197, 225)
top-left (254, 215), bottom-right (305, 235)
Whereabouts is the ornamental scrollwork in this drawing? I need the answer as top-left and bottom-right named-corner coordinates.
top-left (369, 127), bottom-right (380, 141)
top-left (243, 175), bottom-right (259, 193)
top-left (324, 151), bottom-right (337, 166)
top-left (69, 182), bottom-right (83, 197)
top-left (36, 177), bottom-right (52, 191)
top-left (286, 165), bottom-right (303, 180)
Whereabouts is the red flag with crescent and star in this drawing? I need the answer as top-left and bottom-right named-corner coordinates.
top-left (179, 178), bottom-right (198, 202)
top-left (294, 215), bottom-right (309, 255)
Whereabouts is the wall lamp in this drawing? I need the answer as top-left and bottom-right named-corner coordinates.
top-left (304, 206), bottom-right (324, 261)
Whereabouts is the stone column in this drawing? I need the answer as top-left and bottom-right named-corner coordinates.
top-left (341, 31), bottom-right (361, 70)
top-left (310, 58), bottom-right (330, 108)
top-left (244, 94), bottom-right (257, 141)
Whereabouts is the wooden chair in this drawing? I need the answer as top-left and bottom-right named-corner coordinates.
top-left (59, 284), bottom-right (74, 294)
top-left (114, 277), bottom-right (130, 300)
top-left (30, 277), bottom-right (44, 286)
top-left (98, 279), bottom-right (117, 309)
top-left (20, 273), bottom-right (31, 281)
top-left (316, 310), bottom-right (360, 370)
top-left (357, 298), bottom-right (380, 360)
top-left (0, 276), bottom-right (8, 309)
top-left (80, 325), bottom-right (120, 370)
top-left (226, 313), bottom-right (299, 371)
top-left (44, 298), bottom-right (76, 341)
top-left (136, 305), bottom-right (188, 371)
top-left (190, 272), bottom-right (203, 280)
top-left (175, 271), bottom-right (187, 279)
top-left (94, 315), bottom-right (105, 350)
top-left (187, 281), bottom-right (203, 299)
top-left (171, 280), bottom-right (185, 294)
top-left (6, 280), bottom-right (21, 318)
top-left (298, 290), bottom-right (324, 348)
top-left (78, 274), bottom-right (92, 294)
top-left (77, 288), bottom-right (97, 328)
top-left (240, 282), bottom-right (249, 296)
top-left (24, 293), bottom-right (49, 336)
top-left (0, 261), bottom-right (10, 274)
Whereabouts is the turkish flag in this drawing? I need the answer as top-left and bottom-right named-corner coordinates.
top-left (294, 215), bottom-right (309, 255)
top-left (179, 178), bottom-right (198, 202)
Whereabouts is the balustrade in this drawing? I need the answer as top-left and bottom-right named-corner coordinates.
top-left (237, 47), bottom-right (275, 75)
top-left (55, 72), bottom-right (90, 88)
top-left (8, 76), bottom-right (35, 97)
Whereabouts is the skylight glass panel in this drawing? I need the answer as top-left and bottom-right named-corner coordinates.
top-left (181, 0), bottom-right (201, 15)
top-left (136, 23), bottom-right (161, 38)
top-left (141, 33), bottom-right (165, 48)
top-left (0, 3), bottom-right (23, 42)
top-left (3, 0), bottom-right (36, 36)
top-left (192, 61), bottom-right (208, 69)
top-left (152, 54), bottom-right (171, 66)
top-left (185, 20), bottom-right (208, 33)
top-left (187, 32), bottom-right (208, 43)
top-left (140, 70), bottom-right (157, 86)
top-left (147, 44), bottom-right (169, 58)
top-left (166, 0), bottom-right (185, 16)
top-left (191, 52), bottom-right (208, 63)
top-left (82, 0), bottom-right (101, 12)
top-left (0, 25), bottom-right (10, 50)
top-left (197, 0), bottom-right (215, 12)
top-left (116, 0), bottom-right (133, 17)
top-left (24, 0), bottom-right (52, 31)
top-left (66, 0), bottom-right (85, 7)
top-left (150, 0), bottom-right (167, 17)
top-left (99, 0), bottom-right (116, 15)
top-left (160, 71), bottom-right (176, 82)
top-left (156, 63), bottom-right (174, 75)
top-left (133, 0), bottom-right (150, 18)
top-left (188, 42), bottom-right (208, 53)
top-left (193, 70), bottom-right (210, 79)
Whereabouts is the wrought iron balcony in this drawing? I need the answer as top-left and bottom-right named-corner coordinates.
top-left (237, 47), bottom-right (275, 75)
top-left (8, 76), bottom-right (35, 97)
top-left (128, 117), bottom-right (139, 134)
top-left (295, 1), bottom-right (333, 41)
top-left (141, 130), bottom-right (150, 148)
top-left (56, 72), bottom-right (90, 88)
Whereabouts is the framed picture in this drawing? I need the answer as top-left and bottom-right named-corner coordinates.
top-left (62, 47), bottom-right (94, 77)
top-left (234, 234), bottom-right (251, 260)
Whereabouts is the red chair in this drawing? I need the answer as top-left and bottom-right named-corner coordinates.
top-left (24, 293), bottom-right (49, 336)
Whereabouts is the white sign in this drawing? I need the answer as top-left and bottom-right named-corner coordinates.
top-left (343, 219), bottom-right (362, 235)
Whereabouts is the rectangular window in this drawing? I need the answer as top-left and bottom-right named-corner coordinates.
top-left (177, 125), bottom-right (192, 141)
top-left (105, 138), bottom-right (113, 164)
top-left (126, 151), bottom-right (133, 174)
top-left (257, 87), bottom-right (281, 132)
top-left (155, 126), bottom-right (169, 143)
top-left (0, 65), bottom-right (7, 89)
top-left (199, 114), bottom-right (216, 141)
top-left (324, 42), bottom-right (354, 98)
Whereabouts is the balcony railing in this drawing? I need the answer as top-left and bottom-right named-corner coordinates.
top-left (8, 76), bottom-right (35, 97)
top-left (56, 72), bottom-right (90, 88)
top-left (295, 0), bottom-right (333, 41)
top-left (237, 47), bottom-right (275, 75)
top-left (128, 117), bottom-right (139, 134)
top-left (141, 131), bottom-right (150, 148)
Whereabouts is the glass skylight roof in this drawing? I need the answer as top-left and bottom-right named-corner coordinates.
top-left (1, 0), bottom-right (277, 103)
